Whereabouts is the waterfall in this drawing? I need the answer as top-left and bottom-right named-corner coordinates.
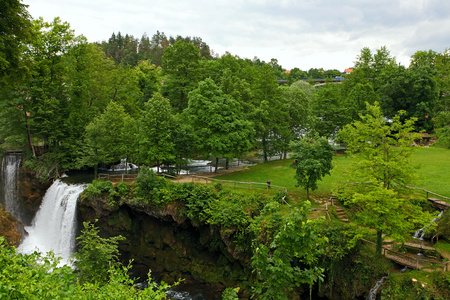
top-left (367, 276), bottom-right (386, 300)
top-left (1, 153), bottom-right (22, 221)
top-left (18, 180), bottom-right (86, 266)
top-left (413, 211), bottom-right (444, 240)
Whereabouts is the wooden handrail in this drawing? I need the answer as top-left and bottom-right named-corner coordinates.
top-left (360, 239), bottom-right (448, 271)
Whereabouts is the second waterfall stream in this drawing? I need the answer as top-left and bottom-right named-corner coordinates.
top-left (18, 180), bottom-right (86, 266)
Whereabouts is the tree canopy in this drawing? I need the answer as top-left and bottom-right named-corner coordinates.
top-left (338, 102), bottom-right (433, 256)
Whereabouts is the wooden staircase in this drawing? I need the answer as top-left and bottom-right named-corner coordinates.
top-left (334, 204), bottom-right (349, 222)
top-left (328, 195), bottom-right (349, 222)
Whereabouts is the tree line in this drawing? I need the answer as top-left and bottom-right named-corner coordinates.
top-left (1, 1), bottom-right (449, 179)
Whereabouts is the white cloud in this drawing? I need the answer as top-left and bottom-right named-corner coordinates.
top-left (25, 0), bottom-right (450, 71)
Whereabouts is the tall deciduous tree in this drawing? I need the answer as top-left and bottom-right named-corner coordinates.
top-left (249, 63), bottom-right (286, 161)
top-left (378, 65), bottom-right (438, 132)
top-left (290, 137), bottom-right (334, 199)
top-left (84, 101), bottom-right (131, 176)
top-left (0, 0), bottom-right (32, 87)
top-left (279, 82), bottom-right (313, 158)
top-left (187, 79), bottom-right (254, 171)
top-left (338, 102), bottom-right (432, 256)
top-left (139, 93), bottom-right (174, 172)
top-left (252, 203), bottom-right (325, 299)
top-left (311, 84), bottom-right (346, 138)
top-left (162, 40), bottom-right (202, 112)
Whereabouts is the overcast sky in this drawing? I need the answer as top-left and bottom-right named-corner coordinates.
top-left (25, 0), bottom-right (450, 71)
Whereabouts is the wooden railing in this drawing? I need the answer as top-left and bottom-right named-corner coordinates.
top-left (98, 173), bottom-right (138, 182)
top-left (182, 174), bottom-right (288, 193)
top-left (97, 173), bottom-right (288, 197)
top-left (361, 239), bottom-right (449, 271)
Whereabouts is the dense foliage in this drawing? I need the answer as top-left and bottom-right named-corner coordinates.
top-left (290, 136), bottom-right (334, 198)
top-left (0, 227), bottom-right (173, 299)
top-left (338, 103), bottom-right (433, 256)
top-left (2, 2), bottom-right (448, 177)
top-left (2, 2), bottom-right (450, 299)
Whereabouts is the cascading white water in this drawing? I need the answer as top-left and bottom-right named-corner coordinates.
top-left (367, 276), bottom-right (386, 300)
top-left (413, 211), bottom-right (444, 240)
top-left (1, 153), bottom-right (22, 220)
top-left (18, 180), bottom-right (86, 266)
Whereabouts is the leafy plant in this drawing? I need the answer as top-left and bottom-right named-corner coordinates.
top-left (135, 166), bottom-right (167, 203)
top-left (73, 221), bottom-right (125, 284)
top-left (183, 184), bottom-right (217, 223)
top-left (84, 179), bottom-right (115, 197)
top-left (115, 181), bottom-right (129, 196)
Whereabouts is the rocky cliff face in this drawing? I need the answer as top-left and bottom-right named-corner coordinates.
top-left (18, 168), bottom-right (51, 226)
top-left (78, 194), bottom-right (252, 299)
top-left (0, 205), bottom-right (25, 247)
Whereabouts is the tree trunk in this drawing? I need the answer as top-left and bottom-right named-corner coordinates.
top-left (226, 158), bottom-right (229, 170)
top-left (262, 137), bottom-right (268, 162)
top-left (215, 157), bottom-right (219, 173)
top-left (376, 229), bottom-right (383, 257)
top-left (24, 111), bottom-right (35, 157)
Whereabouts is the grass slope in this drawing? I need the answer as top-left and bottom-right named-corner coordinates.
top-left (215, 147), bottom-right (450, 201)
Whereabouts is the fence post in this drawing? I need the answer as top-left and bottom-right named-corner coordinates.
top-left (122, 174), bottom-right (124, 182)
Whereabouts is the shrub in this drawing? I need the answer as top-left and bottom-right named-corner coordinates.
top-left (84, 180), bottom-right (114, 197)
top-left (115, 181), bottom-right (129, 196)
top-left (207, 193), bottom-right (249, 230)
top-left (136, 167), bottom-right (167, 201)
top-left (184, 184), bottom-right (217, 223)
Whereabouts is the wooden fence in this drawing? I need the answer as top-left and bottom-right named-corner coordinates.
top-left (361, 239), bottom-right (449, 271)
top-left (407, 185), bottom-right (450, 210)
top-left (97, 173), bottom-right (290, 206)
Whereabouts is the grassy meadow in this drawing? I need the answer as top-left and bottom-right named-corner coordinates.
top-left (213, 146), bottom-right (450, 203)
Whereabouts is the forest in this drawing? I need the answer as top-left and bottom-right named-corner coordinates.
top-left (1, 2), bottom-right (449, 179)
top-left (1, 1), bottom-right (450, 299)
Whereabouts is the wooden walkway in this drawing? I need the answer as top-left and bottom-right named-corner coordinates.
top-left (358, 239), bottom-right (450, 271)
top-left (428, 197), bottom-right (450, 210)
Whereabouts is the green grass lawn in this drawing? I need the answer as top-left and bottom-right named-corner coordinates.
top-left (214, 146), bottom-right (450, 202)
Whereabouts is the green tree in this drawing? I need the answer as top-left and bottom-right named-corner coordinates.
top-left (279, 83), bottom-right (313, 158)
top-left (338, 102), bottom-right (432, 256)
top-left (84, 101), bottom-right (132, 175)
top-left (139, 93), bottom-right (175, 172)
top-left (162, 40), bottom-right (202, 112)
top-left (249, 63), bottom-right (286, 161)
top-left (290, 137), bottom-right (334, 199)
top-left (74, 221), bottom-right (125, 284)
top-left (378, 65), bottom-right (439, 132)
top-left (286, 67), bottom-right (307, 84)
top-left (343, 83), bottom-right (379, 123)
top-left (134, 59), bottom-right (162, 109)
top-left (0, 0), bottom-right (32, 87)
top-left (251, 203), bottom-right (325, 299)
top-left (187, 78), bottom-right (254, 171)
top-left (311, 84), bottom-right (346, 138)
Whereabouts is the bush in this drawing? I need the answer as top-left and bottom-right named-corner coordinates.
top-left (214, 181), bottom-right (223, 191)
top-left (381, 271), bottom-right (450, 300)
top-left (74, 221), bottom-right (125, 284)
top-left (84, 180), bottom-right (114, 197)
top-left (0, 232), bottom-right (174, 299)
top-left (207, 194), bottom-right (249, 230)
top-left (115, 181), bottom-right (129, 196)
top-left (183, 184), bottom-right (217, 223)
top-left (135, 167), bottom-right (167, 204)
